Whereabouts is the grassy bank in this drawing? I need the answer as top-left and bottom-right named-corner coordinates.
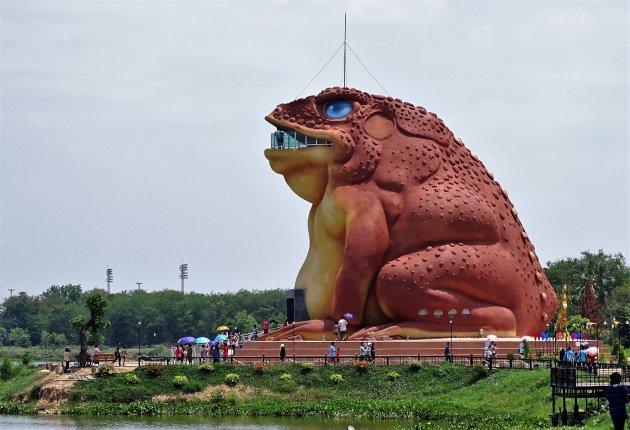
top-left (0, 361), bottom-right (614, 429)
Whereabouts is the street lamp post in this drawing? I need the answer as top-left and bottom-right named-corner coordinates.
top-left (449, 320), bottom-right (453, 361)
top-left (137, 321), bottom-right (142, 357)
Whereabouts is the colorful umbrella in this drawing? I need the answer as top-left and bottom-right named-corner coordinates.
top-left (195, 336), bottom-right (211, 344)
top-left (343, 313), bottom-right (354, 320)
top-left (215, 334), bottom-right (228, 341)
top-left (178, 336), bottom-right (196, 345)
top-left (486, 334), bottom-right (498, 342)
top-left (216, 325), bottom-right (229, 331)
top-left (210, 340), bottom-right (217, 346)
top-left (586, 347), bottom-right (598, 357)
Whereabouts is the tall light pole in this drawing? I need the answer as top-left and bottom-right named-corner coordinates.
top-left (106, 268), bottom-right (113, 293)
top-left (179, 262), bottom-right (188, 293)
top-left (136, 282), bottom-right (142, 291)
top-left (137, 321), bottom-right (142, 357)
top-left (449, 320), bottom-right (453, 361)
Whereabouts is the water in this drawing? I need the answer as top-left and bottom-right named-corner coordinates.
top-left (0, 414), bottom-right (413, 430)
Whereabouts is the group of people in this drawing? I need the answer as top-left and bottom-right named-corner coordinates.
top-left (174, 342), bottom-right (230, 364)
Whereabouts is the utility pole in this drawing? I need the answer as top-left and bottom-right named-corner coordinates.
top-left (8, 288), bottom-right (14, 297)
top-left (179, 262), bottom-right (188, 293)
top-left (106, 268), bottom-right (113, 293)
top-left (136, 282), bottom-right (142, 291)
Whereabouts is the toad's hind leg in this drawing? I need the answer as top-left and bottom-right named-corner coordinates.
top-left (375, 243), bottom-right (549, 337)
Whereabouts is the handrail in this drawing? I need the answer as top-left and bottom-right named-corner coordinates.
top-left (270, 130), bottom-right (332, 149)
top-left (136, 354), bottom-right (559, 369)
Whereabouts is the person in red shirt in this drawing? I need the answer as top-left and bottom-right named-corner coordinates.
top-left (222, 342), bottom-right (229, 362)
top-left (263, 318), bottom-right (270, 334)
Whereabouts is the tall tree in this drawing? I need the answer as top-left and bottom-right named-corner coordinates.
top-left (70, 290), bottom-right (110, 367)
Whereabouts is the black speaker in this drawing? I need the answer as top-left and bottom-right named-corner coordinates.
top-left (286, 289), bottom-right (309, 323)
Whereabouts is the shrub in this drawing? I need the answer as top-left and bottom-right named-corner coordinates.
top-left (146, 363), bottom-right (165, 377)
top-left (407, 360), bottom-right (424, 372)
top-left (252, 361), bottom-right (267, 375)
top-left (506, 352), bottom-right (514, 360)
top-left (209, 388), bottom-right (224, 403)
top-left (280, 373), bottom-right (292, 380)
top-left (172, 375), bottom-right (188, 387)
top-left (96, 364), bottom-right (115, 377)
top-left (386, 371), bottom-right (400, 381)
top-left (300, 362), bottom-right (315, 374)
top-left (124, 373), bottom-right (141, 385)
top-left (0, 356), bottom-right (14, 380)
top-left (353, 360), bottom-right (370, 373)
top-left (198, 363), bottom-right (215, 373)
top-left (225, 373), bottom-right (239, 386)
top-left (329, 373), bottom-right (343, 384)
top-left (20, 351), bottom-right (33, 366)
top-left (471, 364), bottom-right (490, 382)
top-left (182, 380), bottom-right (204, 393)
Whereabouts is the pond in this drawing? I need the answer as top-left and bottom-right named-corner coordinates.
top-left (0, 414), bottom-right (418, 430)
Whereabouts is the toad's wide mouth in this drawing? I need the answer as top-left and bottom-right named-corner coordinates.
top-left (265, 116), bottom-right (333, 149)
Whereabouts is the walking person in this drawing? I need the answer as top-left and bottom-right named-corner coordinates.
top-left (280, 343), bottom-right (286, 362)
top-left (329, 342), bottom-right (336, 364)
top-left (338, 317), bottom-right (348, 341)
top-left (335, 346), bottom-right (340, 364)
top-left (121, 345), bottom-right (127, 366)
top-left (222, 342), bottom-right (229, 362)
top-left (370, 342), bottom-right (376, 363)
top-left (113, 342), bottom-right (122, 366)
top-left (62, 348), bottom-right (71, 373)
top-left (444, 342), bottom-right (453, 363)
top-left (605, 372), bottom-right (629, 430)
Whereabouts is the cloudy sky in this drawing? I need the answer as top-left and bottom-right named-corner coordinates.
top-left (1, 0), bottom-right (628, 298)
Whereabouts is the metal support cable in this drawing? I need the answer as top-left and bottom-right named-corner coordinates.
top-left (294, 42), bottom-right (344, 99)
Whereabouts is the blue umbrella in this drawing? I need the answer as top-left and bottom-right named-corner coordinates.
top-left (178, 336), bottom-right (196, 345)
top-left (343, 313), bottom-right (354, 320)
top-left (195, 336), bottom-right (211, 344)
top-left (215, 334), bottom-right (228, 341)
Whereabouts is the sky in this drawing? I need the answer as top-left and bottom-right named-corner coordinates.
top-left (1, 0), bottom-right (628, 299)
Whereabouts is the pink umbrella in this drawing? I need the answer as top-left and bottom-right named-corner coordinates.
top-left (586, 346), bottom-right (598, 357)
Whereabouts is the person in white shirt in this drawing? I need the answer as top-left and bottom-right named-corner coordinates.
top-left (338, 317), bottom-right (348, 341)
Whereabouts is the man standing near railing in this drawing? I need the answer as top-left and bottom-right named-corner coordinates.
top-left (274, 129), bottom-right (284, 148)
top-left (605, 372), bottom-right (629, 430)
top-left (444, 342), bottom-right (453, 363)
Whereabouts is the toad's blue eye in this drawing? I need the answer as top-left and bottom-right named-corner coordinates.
top-left (325, 100), bottom-right (353, 119)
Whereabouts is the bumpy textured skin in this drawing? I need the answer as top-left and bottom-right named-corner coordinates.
top-left (264, 87), bottom-right (557, 340)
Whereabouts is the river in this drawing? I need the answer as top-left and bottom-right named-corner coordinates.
top-left (0, 414), bottom-right (416, 430)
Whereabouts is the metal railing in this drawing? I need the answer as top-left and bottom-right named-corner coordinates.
top-left (551, 362), bottom-right (630, 389)
top-left (136, 354), bottom-right (557, 369)
top-left (270, 130), bottom-right (332, 149)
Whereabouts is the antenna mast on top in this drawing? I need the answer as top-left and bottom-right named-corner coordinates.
top-left (343, 13), bottom-right (347, 87)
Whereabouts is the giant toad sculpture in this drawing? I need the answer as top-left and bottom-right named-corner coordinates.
top-left (264, 87), bottom-right (557, 339)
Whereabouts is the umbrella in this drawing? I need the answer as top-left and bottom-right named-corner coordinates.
top-left (216, 325), bottom-right (229, 331)
top-left (586, 347), bottom-right (598, 357)
top-left (521, 336), bottom-right (533, 341)
top-left (178, 336), bottom-right (196, 345)
top-left (210, 340), bottom-right (217, 346)
top-left (486, 334), bottom-right (498, 342)
top-left (195, 336), bottom-right (211, 344)
top-left (343, 313), bottom-right (354, 320)
top-left (215, 334), bottom-right (228, 341)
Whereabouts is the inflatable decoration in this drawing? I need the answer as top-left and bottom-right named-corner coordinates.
top-left (264, 87), bottom-right (557, 339)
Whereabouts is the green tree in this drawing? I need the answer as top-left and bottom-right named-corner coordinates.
top-left (545, 250), bottom-right (629, 319)
top-left (9, 327), bottom-right (31, 347)
top-left (70, 290), bottom-right (111, 366)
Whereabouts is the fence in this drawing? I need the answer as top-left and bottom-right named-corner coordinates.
top-left (137, 353), bottom-right (556, 369)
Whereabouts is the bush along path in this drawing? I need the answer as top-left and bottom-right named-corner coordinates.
top-left (0, 361), bottom-right (614, 429)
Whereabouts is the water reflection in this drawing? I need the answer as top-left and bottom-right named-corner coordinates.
top-left (0, 415), bottom-right (413, 430)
